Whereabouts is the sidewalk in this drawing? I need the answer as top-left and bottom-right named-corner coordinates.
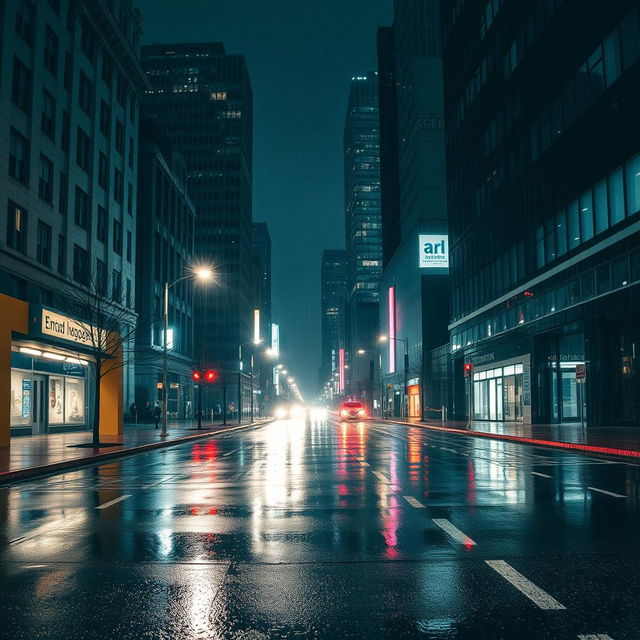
top-left (0, 419), bottom-right (270, 483)
top-left (387, 417), bottom-right (640, 459)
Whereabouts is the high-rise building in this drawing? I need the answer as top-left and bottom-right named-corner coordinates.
top-left (377, 0), bottom-right (449, 419)
top-left (0, 0), bottom-right (145, 438)
top-left (135, 117), bottom-right (196, 419)
top-left (443, 0), bottom-right (640, 426)
top-left (252, 222), bottom-right (271, 340)
top-left (344, 73), bottom-right (383, 398)
top-left (140, 43), bottom-right (253, 385)
top-left (320, 249), bottom-right (347, 389)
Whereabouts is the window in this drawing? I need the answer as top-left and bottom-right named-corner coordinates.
top-left (594, 179), bottom-right (609, 234)
top-left (73, 245), bottom-right (89, 285)
top-left (80, 18), bottom-right (96, 63)
top-left (112, 270), bottom-right (122, 303)
top-left (567, 201), bottom-right (580, 250)
top-left (97, 205), bottom-right (107, 244)
top-left (44, 25), bottom-right (59, 74)
top-left (6, 202), bottom-right (27, 254)
top-left (74, 186), bottom-right (89, 229)
top-left (41, 90), bottom-right (56, 139)
top-left (101, 53), bottom-right (113, 85)
top-left (114, 169), bottom-right (124, 203)
top-left (61, 110), bottom-right (70, 151)
top-left (38, 155), bottom-right (54, 204)
top-left (96, 258), bottom-right (107, 294)
top-left (624, 153), bottom-right (640, 216)
top-left (15, 0), bottom-right (35, 44)
top-left (37, 221), bottom-right (52, 267)
top-left (129, 98), bottom-right (136, 124)
top-left (57, 235), bottom-right (66, 275)
top-left (59, 171), bottom-right (68, 214)
top-left (12, 57), bottom-right (32, 113)
top-left (115, 120), bottom-right (124, 154)
top-left (126, 230), bottom-right (132, 262)
top-left (98, 152), bottom-right (109, 189)
top-left (128, 137), bottom-right (134, 168)
top-left (555, 209), bottom-right (567, 257)
top-left (579, 190), bottom-right (594, 242)
top-left (609, 168), bottom-right (625, 225)
top-left (64, 52), bottom-right (72, 91)
top-left (99, 100), bottom-right (111, 137)
top-left (78, 72), bottom-right (94, 115)
top-left (125, 278), bottom-right (132, 307)
top-left (113, 220), bottom-right (122, 255)
top-left (76, 127), bottom-right (91, 171)
top-left (9, 128), bottom-right (29, 184)
top-left (116, 71), bottom-right (127, 106)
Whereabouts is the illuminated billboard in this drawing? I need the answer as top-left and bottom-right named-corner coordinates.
top-left (419, 235), bottom-right (449, 269)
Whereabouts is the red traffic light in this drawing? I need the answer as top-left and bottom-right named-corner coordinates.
top-left (463, 363), bottom-right (474, 377)
top-left (523, 290), bottom-right (534, 297)
top-left (192, 370), bottom-right (201, 382)
top-left (205, 370), bottom-right (216, 383)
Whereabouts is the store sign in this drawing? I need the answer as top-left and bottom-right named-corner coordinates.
top-left (40, 309), bottom-right (97, 346)
top-left (419, 235), bottom-right (449, 269)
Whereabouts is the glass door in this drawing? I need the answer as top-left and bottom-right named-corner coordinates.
top-left (31, 375), bottom-right (47, 434)
top-left (561, 370), bottom-right (578, 420)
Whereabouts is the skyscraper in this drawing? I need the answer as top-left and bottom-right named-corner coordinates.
top-left (141, 43), bottom-right (253, 380)
top-left (320, 249), bottom-right (347, 389)
top-left (443, 0), bottom-right (640, 425)
top-left (252, 222), bottom-right (271, 341)
top-left (343, 73), bottom-right (383, 396)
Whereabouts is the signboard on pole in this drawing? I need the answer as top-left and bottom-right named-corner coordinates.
top-left (576, 363), bottom-right (586, 382)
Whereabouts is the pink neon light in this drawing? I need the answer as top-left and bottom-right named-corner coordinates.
top-left (339, 348), bottom-right (345, 393)
top-left (388, 286), bottom-right (396, 374)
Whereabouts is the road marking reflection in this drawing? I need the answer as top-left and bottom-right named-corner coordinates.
top-left (578, 635), bottom-right (614, 639)
top-left (587, 487), bottom-right (626, 499)
top-left (433, 518), bottom-right (476, 547)
top-left (531, 472), bottom-right (552, 478)
top-left (485, 560), bottom-right (566, 610)
top-left (403, 496), bottom-right (425, 508)
top-left (96, 495), bottom-right (131, 510)
top-left (373, 471), bottom-right (390, 483)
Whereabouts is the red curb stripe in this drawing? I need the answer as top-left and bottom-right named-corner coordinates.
top-left (384, 420), bottom-right (640, 459)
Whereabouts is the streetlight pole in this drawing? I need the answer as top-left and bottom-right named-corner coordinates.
top-left (250, 354), bottom-right (255, 422)
top-left (161, 268), bottom-right (213, 438)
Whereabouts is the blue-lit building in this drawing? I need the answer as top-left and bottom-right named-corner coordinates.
top-left (443, 0), bottom-right (640, 426)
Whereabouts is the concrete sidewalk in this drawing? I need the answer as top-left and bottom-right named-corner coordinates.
top-left (385, 417), bottom-right (640, 459)
top-left (0, 419), bottom-right (271, 483)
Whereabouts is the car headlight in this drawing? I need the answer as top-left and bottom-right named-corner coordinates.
top-left (275, 407), bottom-right (288, 419)
top-left (357, 409), bottom-right (366, 416)
top-left (340, 410), bottom-right (348, 417)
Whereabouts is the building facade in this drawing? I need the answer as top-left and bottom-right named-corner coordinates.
top-left (0, 0), bottom-right (144, 438)
top-left (141, 43), bottom-right (254, 398)
top-left (377, 0), bottom-right (449, 419)
top-left (442, 0), bottom-right (640, 426)
top-left (320, 249), bottom-right (347, 393)
top-left (135, 118), bottom-right (196, 420)
top-left (344, 73), bottom-right (383, 397)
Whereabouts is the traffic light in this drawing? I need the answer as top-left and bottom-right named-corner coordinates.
top-left (192, 370), bottom-right (201, 382)
top-left (463, 363), bottom-right (474, 377)
top-left (205, 370), bottom-right (216, 383)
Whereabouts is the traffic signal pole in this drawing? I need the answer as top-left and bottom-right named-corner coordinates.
top-left (197, 381), bottom-right (202, 430)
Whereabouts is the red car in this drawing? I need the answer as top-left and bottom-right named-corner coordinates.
top-left (338, 401), bottom-right (367, 421)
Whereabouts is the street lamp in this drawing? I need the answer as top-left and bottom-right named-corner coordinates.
top-left (162, 266), bottom-right (213, 437)
top-left (378, 334), bottom-right (409, 419)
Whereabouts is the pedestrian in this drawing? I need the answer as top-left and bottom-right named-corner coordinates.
top-left (152, 402), bottom-right (162, 430)
top-left (129, 402), bottom-right (137, 424)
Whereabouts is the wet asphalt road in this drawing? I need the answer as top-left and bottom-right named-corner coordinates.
top-left (0, 417), bottom-right (639, 639)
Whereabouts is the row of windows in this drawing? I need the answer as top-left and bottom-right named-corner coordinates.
top-left (536, 154), bottom-right (640, 268)
top-left (452, 247), bottom-right (640, 352)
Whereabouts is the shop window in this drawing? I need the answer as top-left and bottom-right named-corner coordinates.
top-left (10, 371), bottom-right (32, 426)
top-left (596, 263), bottom-right (611, 295)
top-left (608, 168), bottom-right (625, 225)
top-left (64, 378), bottom-right (85, 422)
top-left (624, 154), bottom-right (640, 216)
top-left (48, 377), bottom-right (64, 424)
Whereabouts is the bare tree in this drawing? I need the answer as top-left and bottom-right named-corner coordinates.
top-left (62, 268), bottom-right (156, 446)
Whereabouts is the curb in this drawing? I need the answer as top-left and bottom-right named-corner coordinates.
top-left (381, 419), bottom-right (640, 460)
top-left (0, 419), bottom-right (274, 485)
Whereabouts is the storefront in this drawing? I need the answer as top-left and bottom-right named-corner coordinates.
top-left (0, 295), bottom-right (123, 447)
top-left (408, 382), bottom-right (421, 418)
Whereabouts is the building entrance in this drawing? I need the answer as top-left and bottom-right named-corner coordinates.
top-left (473, 363), bottom-right (524, 421)
top-left (31, 375), bottom-right (47, 434)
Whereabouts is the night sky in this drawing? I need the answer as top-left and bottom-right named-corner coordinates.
top-left (138, 0), bottom-right (393, 397)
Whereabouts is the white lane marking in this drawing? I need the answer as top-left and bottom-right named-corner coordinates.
top-left (96, 495), bottom-right (131, 510)
top-left (485, 560), bottom-right (566, 610)
top-left (143, 477), bottom-right (175, 489)
top-left (440, 447), bottom-right (459, 454)
top-left (372, 471), bottom-right (390, 483)
top-left (403, 495), bottom-right (425, 508)
top-left (221, 449), bottom-right (239, 457)
top-left (433, 518), bottom-right (476, 546)
top-left (578, 635), bottom-right (614, 639)
top-left (360, 461), bottom-right (370, 467)
top-left (588, 487), bottom-right (627, 499)
top-left (531, 472), bottom-right (552, 478)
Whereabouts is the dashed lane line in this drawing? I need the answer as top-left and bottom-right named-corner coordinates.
top-left (360, 461), bottom-right (371, 467)
top-left (95, 495), bottom-right (131, 510)
top-left (372, 471), bottom-right (390, 483)
top-left (485, 560), bottom-right (566, 610)
top-left (587, 487), bottom-right (627, 499)
top-left (403, 495), bottom-right (425, 508)
top-left (433, 518), bottom-right (476, 546)
top-left (531, 472), bottom-right (552, 478)
top-left (578, 635), bottom-right (614, 639)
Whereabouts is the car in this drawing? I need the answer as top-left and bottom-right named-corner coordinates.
top-left (338, 401), bottom-right (368, 421)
